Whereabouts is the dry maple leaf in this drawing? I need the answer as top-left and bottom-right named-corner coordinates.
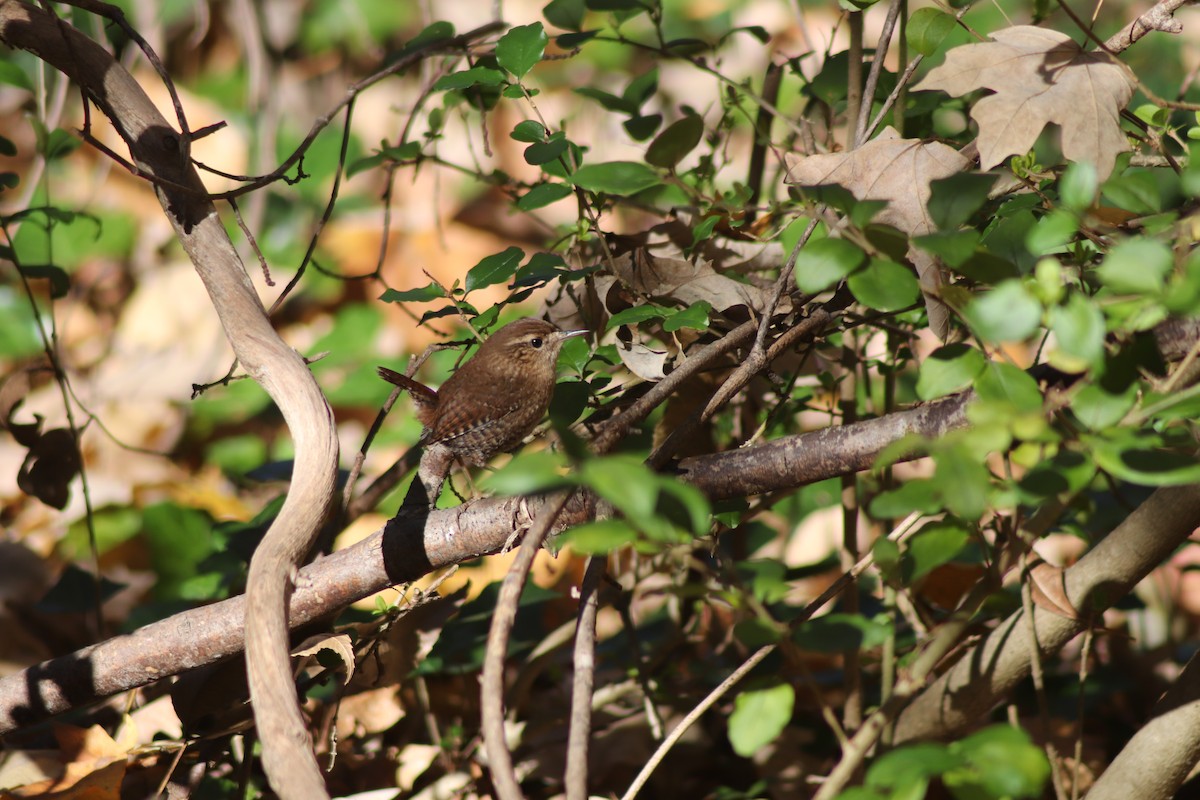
top-left (914, 25), bottom-right (1135, 180)
top-left (785, 128), bottom-right (971, 339)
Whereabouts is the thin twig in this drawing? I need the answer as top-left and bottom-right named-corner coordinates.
top-left (564, 556), bottom-right (606, 800)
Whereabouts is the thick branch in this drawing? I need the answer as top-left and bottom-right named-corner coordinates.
top-left (892, 484), bottom-right (1200, 743)
top-left (0, 4), bottom-right (339, 797)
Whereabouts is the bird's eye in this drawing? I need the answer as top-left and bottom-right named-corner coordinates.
top-left (530, 337), bottom-right (544, 348)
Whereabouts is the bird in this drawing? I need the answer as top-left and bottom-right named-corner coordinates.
top-left (378, 317), bottom-right (587, 505)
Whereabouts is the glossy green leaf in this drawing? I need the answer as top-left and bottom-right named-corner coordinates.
top-left (729, 684), bottom-right (794, 757)
top-left (869, 479), bottom-right (941, 518)
top-left (465, 247), bottom-right (524, 293)
top-left (511, 120), bottom-right (547, 142)
top-left (1059, 162), bottom-right (1098, 212)
top-left (847, 259), bottom-right (920, 311)
top-left (380, 283), bottom-right (446, 303)
top-left (1025, 209), bottom-right (1078, 255)
top-left (663, 301), bottom-right (711, 332)
top-left (946, 725), bottom-right (1050, 799)
top-left (580, 456), bottom-right (658, 521)
top-left (606, 304), bottom-right (669, 329)
top-left (570, 161), bottom-right (660, 195)
top-left (933, 445), bottom-right (992, 518)
top-left (1091, 434), bottom-right (1200, 486)
top-left (524, 135), bottom-right (570, 166)
top-left (866, 742), bottom-right (960, 793)
top-left (433, 66), bottom-right (506, 91)
top-left (963, 280), bottom-right (1042, 343)
top-left (623, 113), bottom-right (662, 141)
top-left (907, 7), bottom-right (957, 56)
top-left (645, 113), bottom-right (704, 168)
top-left (795, 237), bottom-right (867, 293)
top-left (1071, 380), bottom-right (1137, 429)
top-left (516, 182), bottom-right (573, 210)
top-left (917, 343), bottom-right (986, 400)
top-left (496, 23), bottom-right (548, 78)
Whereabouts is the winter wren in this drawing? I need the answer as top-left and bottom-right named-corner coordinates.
top-left (378, 318), bottom-right (587, 503)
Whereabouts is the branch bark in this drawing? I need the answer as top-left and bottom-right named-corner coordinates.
top-left (0, 4), bottom-right (339, 797)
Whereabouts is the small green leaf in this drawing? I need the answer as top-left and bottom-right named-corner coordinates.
top-left (933, 445), bottom-right (991, 519)
top-left (847, 258), bottom-right (920, 311)
top-left (433, 66), bottom-right (506, 91)
top-left (496, 23), bottom-right (548, 78)
top-left (927, 172), bottom-right (999, 231)
top-left (904, 520), bottom-right (970, 582)
top-left (0, 60), bottom-right (32, 92)
top-left (662, 301), bottom-right (711, 332)
top-left (974, 361), bottom-right (1043, 413)
top-left (561, 518), bottom-right (639, 554)
top-left (570, 161), bottom-right (660, 195)
top-left (793, 613), bottom-right (890, 652)
top-left (947, 726), bottom-right (1050, 799)
top-left (545, 0), bottom-right (586, 30)
top-left (623, 113), bottom-right (663, 141)
top-left (1025, 208), bottom-right (1078, 255)
top-left (1095, 239), bottom-right (1172, 295)
top-left (380, 283), bottom-right (446, 303)
top-left (465, 247), bottom-right (524, 293)
top-left (963, 280), bottom-right (1042, 343)
top-left (917, 343), bottom-right (986, 400)
top-left (1048, 293), bottom-right (1105, 372)
top-left (795, 237), bottom-right (867, 293)
top-left (516, 182), bottom-right (573, 210)
top-left (524, 135), bottom-right (570, 166)
top-left (574, 86), bottom-right (637, 114)
top-left (1071, 380), bottom-right (1138, 430)
top-left (869, 479), bottom-right (941, 518)
top-left (580, 456), bottom-right (658, 522)
top-left (511, 120), bottom-right (547, 142)
top-left (645, 114), bottom-right (704, 168)
top-left (906, 7), bottom-right (957, 56)
top-left (728, 684), bottom-right (794, 757)
top-left (866, 742), bottom-right (960, 792)
top-left (606, 304), bottom-right (668, 329)
top-left (1059, 162), bottom-right (1098, 212)
top-left (1091, 433), bottom-right (1200, 486)
top-left (19, 265), bottom-right (70, 299)
top-left (480, 450), bottom-right (570, 494)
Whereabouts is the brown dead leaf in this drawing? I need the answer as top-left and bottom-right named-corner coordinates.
top-left (1028, 561), bottom-right (1081, 620)
top-left (611, 252), bottom-right (770, 314)
top-left (914, 25), bottom-right (1134, 180)
top-left (785, 128), bottom-right (971, 236)
top-left (785, 128), bottom-right (969, 339)
top-left (293, 632), bottom-right (356, 685)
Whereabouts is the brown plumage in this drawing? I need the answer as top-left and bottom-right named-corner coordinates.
top-left (378, 318), bottom-right (587, 471)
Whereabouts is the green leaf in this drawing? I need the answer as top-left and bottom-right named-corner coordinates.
top-left (433, 66), bottom-right (506, 91)
top-left (793, 613), bottom-right (890, 653)
top-left (516, 182), bottom-right (573, 210)
top-left (480, 450), bottom-right (570, 494)
top-left (36, 565), bottom-right (125, 614)
top-left (496, 23), bottom-right (548, 78)
top-left (914, 230), bottom-right (981, 268)
top-left (0, 59), bottom-right (33, 92)
top-left (866, 742), bottom-right (960, 792)
top-left (545, 0), bottom-right (586, 29)
top-left (906, 7), bottom-right (957, 56)
top-left (947, 725), bottom-right (1050, 799)
top-left (1091, 433), bottom-right (1200, 486)
top-left (465, 247), bottom-right (524, 293)
top-left (974, 361), bottom-right (1043, 413)
top-left (795, 237), bottom-right (867, 293)
top-left (663, 301), bottom-right (711, 332)
top-left (574, 86), bottom-right (637, 114)
top-left (511, 120), bottom-right (547, 142)
top-left (904, 520), bottom-right (970, 582)
top-left (933, 445), bottom-right (992, 519)
top-left (570, 161), bottom-right (660, 195)
top-left (1095, 239), bottom-right (1172, 295)
top-left (728, 684), bottom-right (794, 757)
top-left (560, 518), bottom-right (639, 554)
top-left (917, 343), bottom-right (986, 400)
top-left (606, 304), bottom-right (669, 329)
top-left (847, 258), bottom-right (920, 311)
top-left (645, 114), bottom-right (704, 168)
top-left (927, 172), bottom-right (999, 231)
top-left (623, 113), bottom-right (663, 141)
top-left (962, 280), bottom-right (1042, 343)
top-left (379, 283), bottom-right (446, 303)
top-left (580, 456), bottom-right (658, 522)
top-left (1025, 208), bottom-right (1078, 255)
top-left (524, 135), bottom-right (570, 166)
top-left (1048, 293), bottom-right (1105, 372)
top-left (1059, 162), bottom-right (1098, 212)
top-left (869, 479), bottom-right (942, 518)
top-left (1071, 380), bottom-right (1137, 430)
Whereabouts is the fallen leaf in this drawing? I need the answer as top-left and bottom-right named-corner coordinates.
top-left (1028, 561), bottom-right (1081, 620)
top-left (610, 251), bottom-right (769, 315)
top-left (293, 632), bottom-right (356, 685)
top-left (785, 128), bottom-right (970, 339)
top-left (914, 25), bottom-right (1135, 180)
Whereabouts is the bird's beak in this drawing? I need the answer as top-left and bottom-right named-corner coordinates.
top-left (556, 329), bottom-right (589, 342)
